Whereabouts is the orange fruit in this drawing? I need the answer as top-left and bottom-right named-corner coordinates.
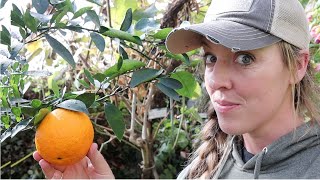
top-left (35, 108), bottom-right (94, 166)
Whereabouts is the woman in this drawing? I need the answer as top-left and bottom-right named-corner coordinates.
top-left (166, 0), bottom-right (320, 178)
top-left (34, 0), bottom-right (320, 178)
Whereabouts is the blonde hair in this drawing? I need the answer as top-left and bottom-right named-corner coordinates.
top-left (187, 41), bottom-right (320, 179)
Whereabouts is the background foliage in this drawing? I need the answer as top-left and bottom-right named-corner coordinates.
top-left (0, 0), bottom-right (319, 179)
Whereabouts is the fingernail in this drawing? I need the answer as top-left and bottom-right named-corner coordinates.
top-left (89, 143), bottom-right (98, 154)
top-left (52, 171), bottom-right (62, 179)
top-left (93, 143), bottom-right (98, 150)
top-left (39, 159), bottom-right (46, 168)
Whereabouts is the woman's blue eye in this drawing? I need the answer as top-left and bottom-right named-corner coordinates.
top-left (204, 54), bottom-right (217, 64)
top-left (236, 54), bottom-right (254, 66)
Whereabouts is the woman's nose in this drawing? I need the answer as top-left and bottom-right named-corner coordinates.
top-left (205, 60), bottom-right (232, 91)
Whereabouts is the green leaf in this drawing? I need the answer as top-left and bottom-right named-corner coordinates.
top-left (21, 105), bottom-right (38, 116)
top-left (62, 92), bottom-right (77, 99)
top-left (32, 0), bottom-right (49, 14)
top-left (0, 0), bottom-right (8, 8)
top-left (50, 10), bottom-right (60, 23)
top-left (111, 0), bottom-right (137, 26)
top-left (1, 115), bottom-right (10, 128)
top-left (84, 69), bottom-right (95, 85)
top-left (19, 27), bottom-right (26, 39)
top-left (86, 10), bottom-right (100, 29)
top-left (75, 93), bottom-right (96, 108)
top-left (30, 12), bottom-right (52, 23)
top-left (118, 45), bottom-right (128, 59)
top-left (12, 106), bottom-right (21, 118)
top-left (78, 79), bottom-right (90, 88)
top-left (12, 61), bottom-right (19, 70)
top-left (171, 71), bottom-right (201, 99)
top-left (176, 130), bottom-right (188, 149)
top-left (34, 108), bottom-right (51, 126)
top-left (54, 5), bottom-right (69, 24)
top-left (11, 4), bottom-right (25, 28)
top-left (31, 99), bottom-right (42, 108)
top-left (22, 64), bottom-right (29, 72)
top-left (104, 103), bottom-right (125, 141)
top-left (11, 73), bottom-right (21, 85)
top-left (117, 57), bottom-right (123, 71)
top-left (135, 18), bottom-right (159, 32)
top-left (93, 73), bottom-right (106, 82)
top-left (182, 53), bottom-right (190, 65)
top-left (1, 96), bottom-right (9, 108)
top-left (11, 118), bottom-right (33, 138)
top-left (11, 4), bottom-right (22, 16)
top-left (104, 59), bottom-right (145, 80)
top-left (51, 80), bottom-right (60, 97)
top-left (45, 34), bottom-right (76, 68)
top-left (160, 45), bottom-right (198, 64)
top-left (90, 32), bottom-right (105, 52)
top-left (158, 77), bottom-right (183, 89)
top-left (129, 68), bottom-right (163, 88)
top-left (0, 25), bottom-right (10, 46)
top-left (1, 86), bottom-right (9, 96)
top-left (24, 9), bottom-right (38, 33)
top-left (56, 99), bottom-right (89, 114)
top-left (100, 26), bottom-right (142, 45)
top-left (165, 52), bottom-right (190, 65)
top-left (155, 82), bottom-right (180, 101)
top-left (152, 28), bottom-right (173, 40)
top-left (64, 25), bottom-right (83, 32)
top-left (132, 4), bottom-right (157, 21)
top-left (12, 84), bottom-right (21, 98)
top-left (120, 8), bottom-right (132, 31)
top-left (72, 6), bottom-right (92, 19)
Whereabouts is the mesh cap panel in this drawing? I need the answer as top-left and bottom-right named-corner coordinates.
top-left (271, 0), bottom-right (311, 49)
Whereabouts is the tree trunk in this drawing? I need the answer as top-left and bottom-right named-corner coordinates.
top-left (140, 0), bottom-right (196, 178)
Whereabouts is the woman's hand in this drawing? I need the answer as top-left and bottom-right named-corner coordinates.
top-left (33, 143), bottom-right (115, 179)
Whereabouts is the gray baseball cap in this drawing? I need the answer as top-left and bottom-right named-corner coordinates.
top-left (165, 0), bottom-right (311, 54)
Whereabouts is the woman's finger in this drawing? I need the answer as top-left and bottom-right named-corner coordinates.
top-left (39, 159), bottom-right (58, 179)
top-left (52, 171), bottom-right (63, 179)
top-left (33, 151), bottom-right (42, 162)
top-left (87, 143), bottom-right (114, 178)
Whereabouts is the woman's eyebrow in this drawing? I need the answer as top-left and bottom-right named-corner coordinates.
top-left (201, 39), bottom-right (211, 48)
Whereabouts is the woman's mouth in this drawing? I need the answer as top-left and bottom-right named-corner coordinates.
top-left (213, 100), bottom-right (240, 113)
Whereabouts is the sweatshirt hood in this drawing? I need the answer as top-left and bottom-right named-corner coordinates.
top-left (215, 121), bottom-right (320, 179)
top-left (236, 121), bottom-right (320, 169)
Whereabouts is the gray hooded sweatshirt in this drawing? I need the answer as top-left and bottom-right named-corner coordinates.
top-left (177, 121), bottom-right (320, 179)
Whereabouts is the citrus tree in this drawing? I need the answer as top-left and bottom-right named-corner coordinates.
top-left (0, 0), bottom-right (207, 178)
top-left (1, 0), bottom-right (319, 179)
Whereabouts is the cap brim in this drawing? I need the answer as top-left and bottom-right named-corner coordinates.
top-left (165, 20), bottom-right (281, 54)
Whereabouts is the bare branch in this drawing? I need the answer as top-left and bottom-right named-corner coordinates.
top-left (129, 92), bottom-right (137, 141)
top-left (142, 84), bottom-right (155, 140)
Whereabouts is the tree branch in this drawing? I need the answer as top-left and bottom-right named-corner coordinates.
top-left (142, 84), bottom-right (155, 140)
top-left (160, 0), bottom-right (192, 28)
top-left (129, 92), bottom-right (137, 142)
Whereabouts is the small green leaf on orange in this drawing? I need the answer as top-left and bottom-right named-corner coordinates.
top-left (34, 108), bottom-right (51, 126)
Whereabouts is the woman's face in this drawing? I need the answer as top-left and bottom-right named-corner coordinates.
top-left (204, 41), bottom-right (293, 136)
